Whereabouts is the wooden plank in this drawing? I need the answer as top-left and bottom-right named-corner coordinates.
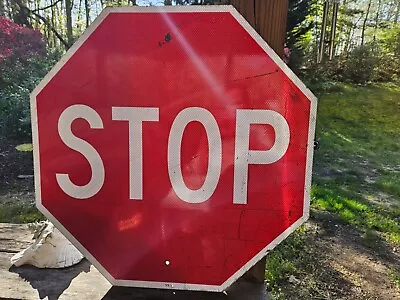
top-left (0, 223), bottom-right (32, 253)
top-left (230, 0), bottom-right (256, 28)
top-left (242, 256), bottom-right (267, 284)
top-left (229, 0), bottom-right (289, 57)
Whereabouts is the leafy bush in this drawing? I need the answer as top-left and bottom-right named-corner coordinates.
top-left (0, 16), bottom-right (45, 66)
top-left (373, 54), bottom-right (399, 82)
top-left (301, 42), bottom-right (399, 88)
top-left (373, 27), bottom-right (400, 81)
top-left (0, 17), bottom-right (57, 140)
top-left (0, 56), bottom-right (57, 139)
top-left (342, 44), bottom-right (379, 84)
top-left (300, 57), bottom-right (346, 95)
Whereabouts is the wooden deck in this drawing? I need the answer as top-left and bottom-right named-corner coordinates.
top-left (0, 223), bottom-right (269, 299)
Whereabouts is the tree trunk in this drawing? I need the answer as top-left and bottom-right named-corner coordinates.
top-left (85, 0), bottom-right (89, 28)
top-left (395, 0), bottom-right (400, 24)
top-left (344, 26), bottom-right (353, 55)
top-left (13, 0), bottom-right (30, 26)
top-left (0, 0), bottom-right (5, 16)
top-left (5, 0), bottom-right (12, 19)
top-left (51, 0), bottom-right (57, 48)
top-left (14, 0), bottom-right (69, 49)
top-left (373, 0), bottom-right (382, 41)
top-left (37, 0), bottom-right (42, 28)
top-left (361, 0), bottom-right (372, 45)
top-left (77, 0), bottom-right (82, 32)
top-left (329, 1), bottom-right (339, 60)
top-left (318, 1), bottom-right (329, 63)
top-left (65, 0), bottom-right (73, 47)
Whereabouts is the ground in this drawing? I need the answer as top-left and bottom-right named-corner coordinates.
top-left (0, 83), bottom-right (399, 299)
top-left (0, 136), bottom-right (39, 223)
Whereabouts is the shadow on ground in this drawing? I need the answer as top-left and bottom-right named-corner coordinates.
top-left (9, 259), bottom-right (91, 300)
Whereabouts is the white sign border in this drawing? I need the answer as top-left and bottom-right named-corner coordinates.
top-left (30, 5), bottom-right (318, 293)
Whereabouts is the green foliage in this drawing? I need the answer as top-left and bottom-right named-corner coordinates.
top-left (343, 44), bottom-right (379, 83)
top-left (294, 0), bottom-right (400, 84)
top-left (285, 0), bottom-right (316, 73)
top-left (0, 17), bottom-right (58, 139)
top-left (0, 57), bottom-right (55, 138)
top-left (302, 42), bottom-right (399, 86)
top-left (0, 204), bottom-right (45, 223)
top-left (373, 25), bottom-right (400, 81)
top-left (391, 269), bottom-right (400, 289)
top-left (378, 25), bottom-right (400, 56)
top-left (0, 84), bottom-right (32, 138)
top-left (287, 0), bottom-right (314, 48)
top-left (302, 61), bottom-right (344, 94)
top-left (0, 52), bottom-right (58, 139)
top-left (266, 226), bottom-right (307, 291)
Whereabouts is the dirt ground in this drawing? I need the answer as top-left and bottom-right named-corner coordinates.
top-left (0, 136), bottom-right (399, 299)
top-left (0, 136), bottom-right (34, 190)
top-left (0, 136), bottom-right (36, 222)
top-left (279, 210), bottom-right (400, 300)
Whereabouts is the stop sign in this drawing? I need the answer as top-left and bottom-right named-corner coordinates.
top-left (31, 6), bottom-right (317, 292)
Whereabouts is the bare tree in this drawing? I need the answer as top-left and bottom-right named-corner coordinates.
top-left (65, 0), bottom-right (73, 46)
top-left (374, 0), bottom-right (382, 41)
top-left (0, 0), bottom-right (5, 16)
top-left (13, 0), bottom-right (69, 48)
top-left (85, 0), bottom-right (90, 28)
top-left (361, 0), bottom-right (372, 45)
top-left (395, 0), bottom-right (400, 24)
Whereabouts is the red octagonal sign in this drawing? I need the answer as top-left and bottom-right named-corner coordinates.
top-left (31, 6), bottom-right (317, 292)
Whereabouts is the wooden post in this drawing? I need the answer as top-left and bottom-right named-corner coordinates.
top-left (242, 256), bottom-right (268, 283)
top-left (228, 0), bottom-right (289, 284)
top-left (229, 0), bottom-right (289, 58)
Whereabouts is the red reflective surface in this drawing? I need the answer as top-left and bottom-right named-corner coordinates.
top-left (35, 11), bottom-right (312, 286)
